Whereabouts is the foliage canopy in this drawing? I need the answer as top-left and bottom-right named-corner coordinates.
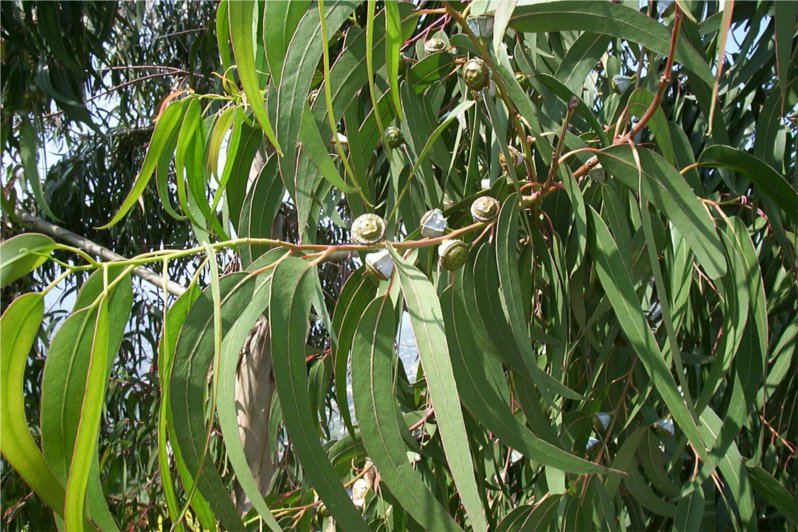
top-left (1, 0), bottom-right (797, 530)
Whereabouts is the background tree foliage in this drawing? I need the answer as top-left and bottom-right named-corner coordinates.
top-left (1, 0), bottom-right (797, 530)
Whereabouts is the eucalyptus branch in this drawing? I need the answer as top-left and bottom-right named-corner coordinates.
top-left (12, 209), bottom-right (187, 296)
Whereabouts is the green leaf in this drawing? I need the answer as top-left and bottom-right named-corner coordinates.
top-left (157, 283), bottom-right (203, 532)
top-left (554, 33), bottom-right (611, 94)
top-left (170, 274), bottom-right (252, 531)
top-left (100, 100), bottom-right (186, 229)
top-left (263, 0), bottom-right (311, 83)
top-left (352, 296), bottom-right (462, 531)
top-left (441, 286), bottom-right (609, 475)
top-left (774, 0), bottom-right (797, 109)
top-left (215, 0), bottom-right (232, 73)
top-left (0, 293), bottom-right (67, 516)
top-left (389, 248), bottom-right (488, 531)
top-left (216, 269), bottom-right (281, 531)
top-left (698, 145), bottom-right (798, 222)
top-left (0, 233), bottom-right (56, 287)
top-left (587, 208), bottom-right (708, 463)
top-left (40, 267), bottom-right (132, 531)
top-left (228, 0), bottom-right (281, 154)
top-left (331, 268), bottom-right (377, 437)
top-left (495, 496), bottom-right (562, 531)
top-left (269, 258), bottom-right (366, 529)
top-left (746, 465), bottom-right (798, 528)
top-left (597, 145), bottom-right (727, 279)
top-left (674, 483), bottom-right (705, 532)
top-left (626, 88), bottom-right (675, 164)
top-left (64, 296), bottom-right (109, 529)
top-left (274, 1), bottom-right (358, 195)
top-left (384, 0), bottom-right (402, 116)
top-left (19, 121), bottom-right (61, 221)
top-left (299, 106), bottom-right (356, 193)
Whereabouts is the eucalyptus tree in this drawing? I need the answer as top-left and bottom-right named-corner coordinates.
top-left (2, 1), bottom-right (798, 531)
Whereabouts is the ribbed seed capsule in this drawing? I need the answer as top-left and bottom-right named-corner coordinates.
top-left (470, 196), bottom-right (500, 222)
top-left (424, 37), bottom-right (446, 54)
top-left (462, 58), bottom-right (489, 90)
top-left (419, 208), bottom-right (447, 238)
top-left (439, 239), bottom-right (469, 271)
top-left (351, 214), bottom-right (386, 245)
top-left (364, 250), bottom-right (394, 281)
top-left (384, 126), bottom-right (403, 149)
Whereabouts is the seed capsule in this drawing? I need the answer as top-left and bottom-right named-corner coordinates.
top-left (419, 208), bottom-right (447, 238)
top-left (364, 249), bottom-right (394, 281)
top-left (351, 213), bottom-right (387, 245)
top-left (424, 37), bottom-right (446, 54)
top-left (466, 14), bottom-right (494, 39)
top-left (611, 75), bottom-right (633, 94)
top-left (515, 71), bottom-right (530, 90)
top-left (439, 239), bottom-right (469, 271)
top-left (384, 126), bottom-right (404, 149)
top-left (462, 58), bottom-right (490, 90)
top-left (470, 196), bottom-right (500, 222)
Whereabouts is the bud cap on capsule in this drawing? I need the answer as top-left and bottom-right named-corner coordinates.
top-left (438, 239), bottom-right (469, 271)
top-left (420, 208), bottom-right (447, 238)
top-left (470, 196), bottom-right (500, 222)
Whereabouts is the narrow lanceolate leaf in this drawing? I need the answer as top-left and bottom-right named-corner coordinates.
top-left (299, 107), bottom-right (356, 193)
top-left (441, 287), bottom-right (609, 475)
top-left (65, 296), bottom-right (109, 530)
top-left (746, 465), bottom-right (798, 528)
top-left (352, 297), bottom-right (462, 531)
top-left (157, 284), bottom-right (201, 532)
top-left (587, 208), bottom-right (708, 462)
top-left (774, 1), bottom-right (798, 109)
top-left (40, 268), bottom-right (132, 531)
top-left (0, 233), bottom-right (56, 287)
top-left (19, 121), bottom-right (60, 221)
top-left (228, 0), bottom-right (281, 154)
top-left (100, 100), bottom-right (186, 228)
top-left (597, 145), bottom-right (727, 279)
top-left (0, 294), bottom-right (67, 516)
top-left (269, 258), bottom-right (366, 530)
top-left (674, 483), bottom-right (705, 532)
top-left (263, 0), bottom-right (311, 82)
top-left (389, 248), bottom-right (488, 532)
top-left (384, 0), bottom-right (402, 116)
top-left (331, 268), bottom-right (377, 436)
top-left (698, 145), bottom-right (798, 221)
top-left (170, 274), bottom-right (252, 532)
top-left (216, 270), bottom-right (281, 531)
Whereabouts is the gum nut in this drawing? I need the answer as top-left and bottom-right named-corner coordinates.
top-left (424, 37), bottom-right (446, 54)
top-left (589, 163), bottom-right (607, 183)
top-left (481, 178), bottom-right (492, 191)
top-left (653, 417), bottom-right (675, 437)
top-left (611, 75), bottom-right (633, 94)
top-left (420, 208), bottom-right (447, 237)
top-left (594, 412), bottom-right (611, 430)
top-left (384, 126), bottom-right (403, 148)
top-left (466, 14), bottom-right (494, 39)
top-left (365, 250), bottom-right (394, 280)
top-left (462, 58), bottom-right (489, 90)
top-left (586, 436), bottom-right (601, 451)
top-left (438, 239), bottom-right (469, 271)
top-left (351, 213), bottom-right (386, 245)
top-left (470, 196), bottom-right (500, 222)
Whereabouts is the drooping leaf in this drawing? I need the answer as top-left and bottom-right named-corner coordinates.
top-left (0, 293), bottom-right (67, 516)
top-left (228, 0), bottom-right (281, 154)
top-left (352, 296), bottom-right (462, 531)
top-left (389, 248), bottom-right (488, 531)
top-left (0, 233), bottom-right (56, 287)
top-left (587, 208), bottom-right (708, 462)
top-left (100, 100), bottom-right (186, 229)
top-left (698, 145), bottom-right (798, 222)
top-left (269, 258), bottom-right (366, 529)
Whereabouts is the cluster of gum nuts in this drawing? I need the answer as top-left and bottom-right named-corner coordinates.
top-left (351, 196), bottom-right (500, 281)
